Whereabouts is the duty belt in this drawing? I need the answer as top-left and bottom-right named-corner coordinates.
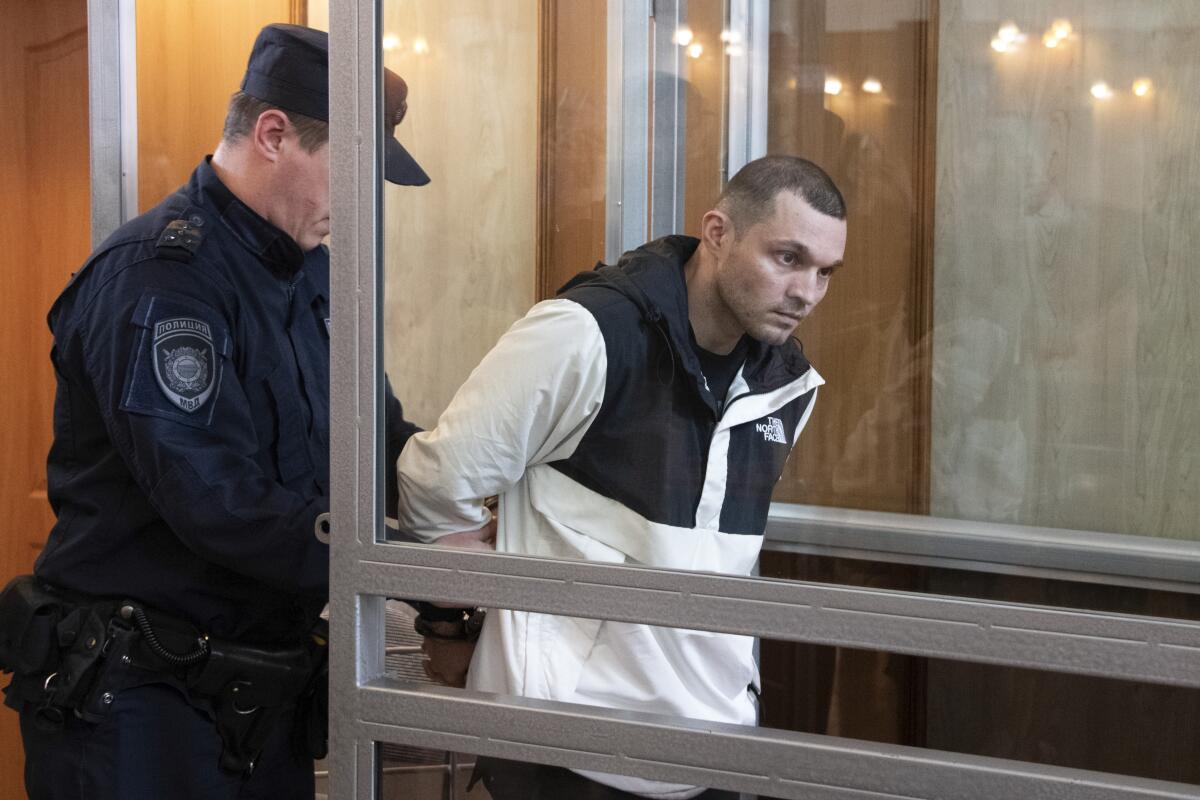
top-left (0, 575), bottom-right (328, 775)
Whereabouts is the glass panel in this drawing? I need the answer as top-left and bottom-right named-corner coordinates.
top-left (378, 0), bottom-right (540, 431)
top-left (377, 0), bottom-right (1198, 576)
top-left (358, 3), bottom-right (1200, 792)
top-left (763, 0), bottom-right (934, 516)
top-left (764, 0), bottom-right (1200, 546)
top-left (930, 1), bottom-right (1198, 540)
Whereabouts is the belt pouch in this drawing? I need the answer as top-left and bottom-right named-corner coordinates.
top-left (0, 575), bottom-right (63, 674)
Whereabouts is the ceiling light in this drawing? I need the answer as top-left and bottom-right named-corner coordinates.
top-left (824, 77), bottom-right (842, 96)
top-left (862, 78), bottom-right (882, 94)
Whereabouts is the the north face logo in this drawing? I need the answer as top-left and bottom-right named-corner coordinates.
top-left (755, 416), bottom-right (787, 444)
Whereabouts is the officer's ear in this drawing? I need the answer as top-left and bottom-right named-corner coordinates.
top-left (251, 109), bottom-right (291, 164)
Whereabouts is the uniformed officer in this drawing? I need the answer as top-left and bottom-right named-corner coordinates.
top-left (3, 24), bottom-right (425, 799)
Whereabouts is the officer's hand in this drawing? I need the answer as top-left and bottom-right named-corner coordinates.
top-left (421, 636), bottom-right (476, 688)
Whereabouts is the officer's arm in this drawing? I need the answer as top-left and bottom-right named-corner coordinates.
top-left (395, 299), bottom-right (607, 540)
top-left (77, 271), bottom-right (329, 596)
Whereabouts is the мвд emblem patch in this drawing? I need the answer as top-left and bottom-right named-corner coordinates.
top-left (152, 317), bottom-right (216, 413)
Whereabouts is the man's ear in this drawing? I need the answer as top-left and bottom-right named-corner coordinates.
top-left (700, 209), bottom-right (734, 255)
top-left (251, 109), bottom-right (290, 163)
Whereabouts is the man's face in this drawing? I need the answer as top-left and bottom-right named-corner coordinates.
top-left (275, 133), bottom-right (331, 252)
top-left (713, 191), bottom-right (847, 345)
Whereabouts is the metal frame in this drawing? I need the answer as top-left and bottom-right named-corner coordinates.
top-left (604, 0), bottom-right (651, 263)
top-left (327, 0), bottom-right (386, 796)
top-left (765, 503), bottom-right (1200, 594)
top-left (87, 0), bottom-right (138, 246)
top-left (352, 544), bottom-right (1200, 689)
top-left (358, 679), bottom-right (1200, 800)
top-left (725, 0), bottom-right (769, 176)
top-left (649, 0), bottom-right (687, 239)
top-left (327, 1), bottom-right (1200, 798)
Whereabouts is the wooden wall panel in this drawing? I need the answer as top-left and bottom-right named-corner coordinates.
top-left (376, 1), bottom-right (539, 426)
top-left (0, 0), bottom-right (90, 793)
top-left (136, 0), bottom-right (300, 211)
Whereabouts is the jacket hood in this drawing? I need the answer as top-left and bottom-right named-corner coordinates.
top-left (557, 235), bottom-right (812, 400)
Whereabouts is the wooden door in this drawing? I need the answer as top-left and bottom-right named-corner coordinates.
top-left (0, 0), bottom-right (90, 793)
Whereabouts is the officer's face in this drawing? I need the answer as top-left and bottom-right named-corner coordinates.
top-left (277, 134), bottom-right (331, 252)
top-left (713, 192), bottom-right (846, 345)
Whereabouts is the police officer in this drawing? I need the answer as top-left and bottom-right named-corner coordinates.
top-left (3, 24), bottom-right (425, 799)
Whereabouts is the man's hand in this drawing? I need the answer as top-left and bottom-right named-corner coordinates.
top-left (416, 510), bottom-right (495, 687)
top-left (421, 636), bottom-right (476, 687)
top-left (433, 515), bottom-right (496, 551)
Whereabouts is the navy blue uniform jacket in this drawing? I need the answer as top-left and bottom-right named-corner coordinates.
top-left (37, 158), bottom-right (416, 644)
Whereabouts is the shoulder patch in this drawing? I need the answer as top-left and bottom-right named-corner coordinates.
top-left (155, 218), bottom-right (204, 262)
top-left (152, 317), bottom-right (217, 413)
top-left (120, 290), bottom-right (229, 428)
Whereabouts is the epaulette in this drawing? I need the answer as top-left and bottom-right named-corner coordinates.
top-left (155, 213), bottom-right (206, 263)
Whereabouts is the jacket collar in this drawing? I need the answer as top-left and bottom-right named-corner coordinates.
top-left (560, 236), bottom-right (813, 405)
top-left (192, 157), bottom-right (306, 277)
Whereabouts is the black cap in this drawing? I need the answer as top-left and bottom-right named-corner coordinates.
top-left (240, 23), bottom-right (430, 186)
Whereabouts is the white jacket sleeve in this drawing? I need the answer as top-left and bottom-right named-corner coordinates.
top-left (395, 299), bottom-right (607, 541)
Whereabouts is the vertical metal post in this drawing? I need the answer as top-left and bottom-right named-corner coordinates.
top-left (726, 0), bottom-right (768, 177)
top-left (328, 0), bottom-right (386, 796)
top-left (650, 0), bottom-right (687, 239)
top-left (87, 0), bottom-right (137, 247)
top-left (117, 0), bottom-right (139, 222)
top-left (605, 0), bottom-right (651, 263)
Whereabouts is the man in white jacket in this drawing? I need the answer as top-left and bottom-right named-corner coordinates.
top-left (397, 156), bottom-right (847, 799)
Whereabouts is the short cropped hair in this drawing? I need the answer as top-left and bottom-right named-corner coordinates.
top-left (716, 156), bottom-right (846, 235)
top-left (221, 91), bottom-right (329, 152)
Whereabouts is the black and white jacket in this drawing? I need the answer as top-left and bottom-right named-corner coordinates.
top-left (397, 236), bottom-right (822, 799)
